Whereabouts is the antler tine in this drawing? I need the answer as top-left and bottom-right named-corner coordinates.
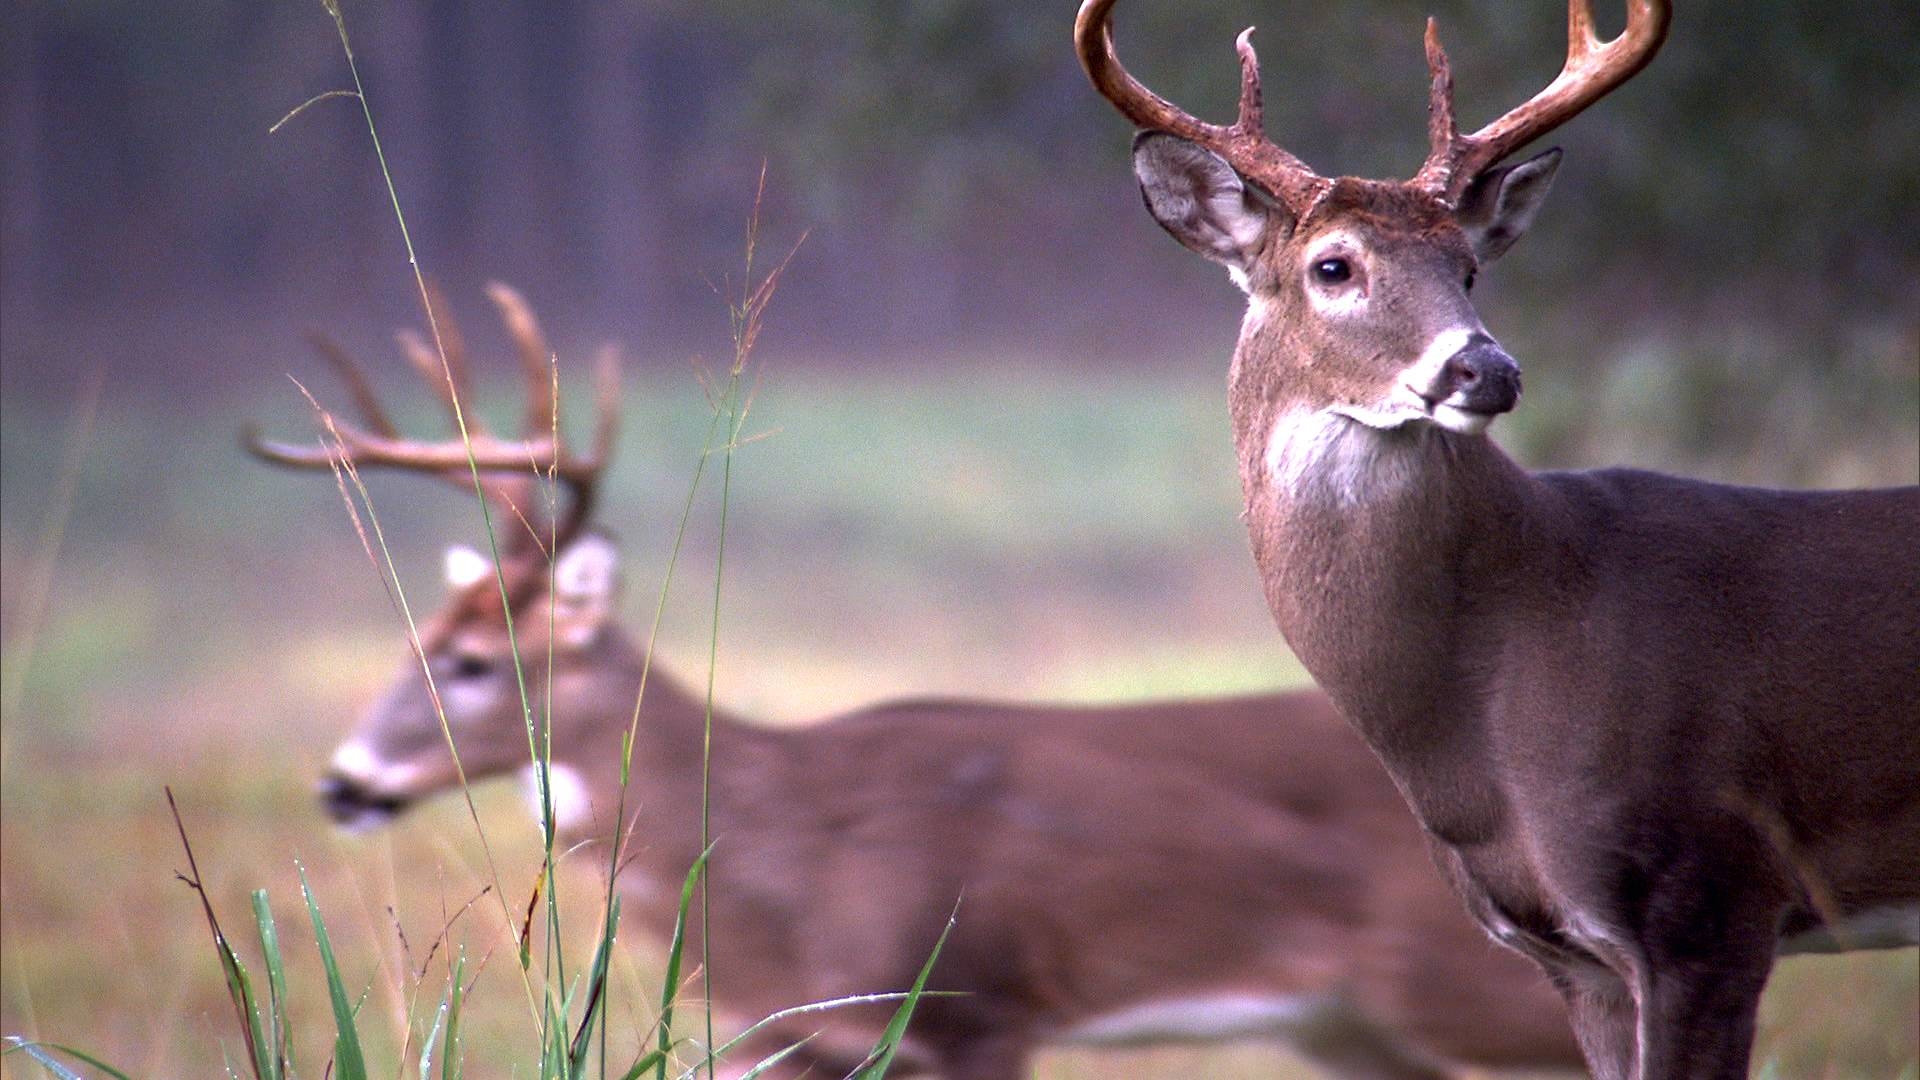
top-left (424, 280), bottom-right (480, 429)
top-left (248, 285), bottom-right (623, 562)
top-left (1075, 0), bottom-right (1327, 213)
top-left (484, 282), bottom-right (558, 440)
top-left (1414, 0), bottom-right (1671, 202)
top-left (1421, 20), bottom-right (1459, 181)
top-left (397, 328), bottom-right (484, 438)
top-left (586, 346), bottom-right (621, 476)
top-left (537, 344), bottom-right (622, 555)
top-left (304, 331), bottom-right (401, 439)
top-left (242, 332), bottom-right (418, 468)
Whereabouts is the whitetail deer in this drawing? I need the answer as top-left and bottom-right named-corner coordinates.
top-left (249, 285), bottom-right (1584, 1080)
top-left (1078, 1), bottom-right (1920, 1077)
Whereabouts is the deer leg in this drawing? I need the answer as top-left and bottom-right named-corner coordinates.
top-left (925, 1031), bottom-right (1034, 1080)
top-left (1632, 939), bottom-right (1773, 1080)
top-left (1544, 963), bottom-right (1637, 1080)
top-left (1283, 997), bottom-right (1452, 1080)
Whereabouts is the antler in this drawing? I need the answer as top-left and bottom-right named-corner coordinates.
top-left (246, 283), bottom-right (620, 561)
top-left (1414, 0), bottom-right (1670, 202)
top-left (1074, 0), bottom-right (1329, 213)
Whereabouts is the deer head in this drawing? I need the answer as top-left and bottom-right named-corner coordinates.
top-left (248, 284), bottom-right (628, 831)
top-left (1077, 0), bottom-right (1667, 441)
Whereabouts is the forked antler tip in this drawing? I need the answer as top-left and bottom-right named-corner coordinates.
top-left (1416, 0), bottom-right (1668, 202)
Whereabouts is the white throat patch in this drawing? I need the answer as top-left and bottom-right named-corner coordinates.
top-left (522, 763), bottom-right (595, 834)
top-left (1265, 410), bottom-right (1426, 504)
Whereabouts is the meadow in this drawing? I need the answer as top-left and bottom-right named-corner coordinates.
top-left (2, 334), bottom-right (1915, 1076)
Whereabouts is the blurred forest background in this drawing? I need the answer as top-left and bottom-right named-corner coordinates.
top-left (5, 0), bottom-right (1918, 383)
top-left (2, 0), bottom-right (1916, 1076)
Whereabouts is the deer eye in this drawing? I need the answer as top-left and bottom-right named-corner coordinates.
top-left (1464, 271), bottom-right (1478, 292)
top-left (451, 654), bottom-right (493, 680)
top-left (1311, 257), bottom-right (1353, 285)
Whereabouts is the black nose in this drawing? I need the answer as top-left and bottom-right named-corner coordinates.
top-left (317, 772), bottom-right (407, 826)
top-left (1442, 338), bottom-right (1522, 416)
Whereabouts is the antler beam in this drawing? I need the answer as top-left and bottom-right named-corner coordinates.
top-left (245, 284), bottom-right (620, 559)
top-left (1074, 0), bottom-right (1329, 213)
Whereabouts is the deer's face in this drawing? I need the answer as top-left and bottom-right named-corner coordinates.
top-left (1132, 134), bottom-right (1560, 436)
top-left (319, 535), bottom-right (623, 832)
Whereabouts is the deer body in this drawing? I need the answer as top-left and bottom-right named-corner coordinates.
top-left (1079, 1), bottom-right (1920, 1076)
top-left (253, 287), bottom-right (1583, 1080)
top-left (344, 606), bottom-right (1582, 1079)
top-left (1246, 411), bottom-right (1920, 938)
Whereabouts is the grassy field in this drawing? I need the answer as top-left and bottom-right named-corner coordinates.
top-left (2, 353), bottom-right (1915, 1078)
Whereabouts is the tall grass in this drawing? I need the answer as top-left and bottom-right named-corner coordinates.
top-left (6, 2), bottom-right (944, 1077)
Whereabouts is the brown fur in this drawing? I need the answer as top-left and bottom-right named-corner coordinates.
top-left (1214, 139), bottom-right (1916, 1080)
top-left (1089, 6), bottom-right (1916, 1071)
top-left (323, 564), bottom-right (1585, 1080)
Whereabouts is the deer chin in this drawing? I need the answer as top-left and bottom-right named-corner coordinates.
top-left (1432, 402), bottom-right (1498, 436)
top-left (1329, 400), bottom-right (1426, 432)
top-left (1337, 388), bottom-right (1500, 437)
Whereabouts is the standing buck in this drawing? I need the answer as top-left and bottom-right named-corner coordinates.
top-left (250, 285), bottom-right (1584, 1080)
top-left (1077, 1), bottom-right (1920, 1077)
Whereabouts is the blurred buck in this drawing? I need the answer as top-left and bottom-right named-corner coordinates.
top-left (250, 285), bottom-right (1583, 1080)
top-left (1078, 1), bottom-right (1920, 1077)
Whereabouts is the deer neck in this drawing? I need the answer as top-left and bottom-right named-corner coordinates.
top-left (1229, 350), bottom-right (1565, 843)
top-left (546, 629), bottom-right (767, 874)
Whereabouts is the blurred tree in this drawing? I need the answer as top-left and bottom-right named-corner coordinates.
top-left (0, 0), bottom-right (1914, 384)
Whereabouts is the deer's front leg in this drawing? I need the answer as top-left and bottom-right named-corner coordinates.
top-left (1545, 962), bottom-right (1637, 1080)
top-left (1633, 937), bottom-right (1774, 1080)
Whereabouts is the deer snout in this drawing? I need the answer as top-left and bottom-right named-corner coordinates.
top-left (317, 771), bottom-right (411, 831)
top-left (1440, 338), bottom-right (1522, 419)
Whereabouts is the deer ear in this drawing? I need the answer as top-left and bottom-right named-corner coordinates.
top-left (552, 532), bottom-right (621, 647)
top-left (1132, 132), bottom-right (1283, 281)
top-left (1457, 147), bottom-right (1561, 265)
top-left (444, 545), bottom-right (492, 590)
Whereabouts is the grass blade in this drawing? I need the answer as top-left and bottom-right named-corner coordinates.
top-left (614, 1049), bottom-right (670, 1080)
top-left (442, 951), bottom-right (467, 1080)
top-left (847, 906), bottom-right (956, 1080)
top-left (1, 1037), bottom-right (133, 1080)
top-left (567, 896), bottom-right (621, 1077)
top-left (654, 846), bottom-right (713, 1080)
top-left (166, 788), bottom-right (271, 1079)
top-left (731, 1041), bottom-right (809, 1080)
top-left (251, 889), bottom-right (292, 1078)
top-left (685, 991), bottom-right (963, 1080)
top-left (298, 862), bottom-right (369, 1080)
top-left (417, 999), bottom-right (446, 1080)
